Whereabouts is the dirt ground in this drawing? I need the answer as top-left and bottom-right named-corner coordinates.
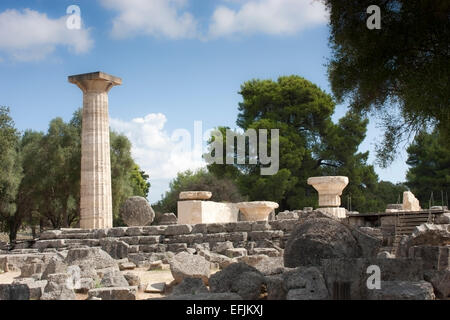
top-left (0, 270), bottom-right (21, 285)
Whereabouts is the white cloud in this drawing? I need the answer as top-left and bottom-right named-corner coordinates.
top-left (100, 0), bottom-right (198, 39)
top-left (110, 113), bottom-right (206, 183)
top-left (0, 8), bottom-right (93, 61)
top-left (208, 0), bottom-right (328, 38)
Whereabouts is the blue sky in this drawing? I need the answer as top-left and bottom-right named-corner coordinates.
top-left (0, 0), bottom-right (410, 203)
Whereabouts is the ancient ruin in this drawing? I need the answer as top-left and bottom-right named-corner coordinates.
top-left (68, 71), bottom-right (122, 229)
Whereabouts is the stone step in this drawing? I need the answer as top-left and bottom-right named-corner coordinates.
top-left (398, 216), bottom-right (429, 220)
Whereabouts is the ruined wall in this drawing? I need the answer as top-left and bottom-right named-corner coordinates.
top-left (27, 220), bottom-right (297, 259)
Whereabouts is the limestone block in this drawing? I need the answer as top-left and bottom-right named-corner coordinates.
top-left (141, 225), bottom-right (167, 235)
top-left (307, 176), bottom-right (349, 207)
top-left (386, 203), bottom-right (403, 213)
top-left (236, 201), bottom-right (279, 221)
top-left (225, 248), bottom-right (247, 258)
top-left (138, 236), bottom-right (161, 245)
top-left (177, 201), bottom-right (239, 225)
top-left (276, 211), bottom-right (299, 220)
top-left (367, 281), bottom-right (435, 300)
top-left (145, 282), bottom-right (166, 294)
top-left (226, 232), bottom-right (248, 242)
top-left (191, 223), bottom-right (208, 234)
top-left (120, 196), bottom-right (155, 227)
top-left (179, 191), bottom-right (212, 200)
top-left (125, 227), bottom-right (143, 236)
top-left (167, 243), bottom-right (188, 253)
top-left (106, 227), bottom-right (127, 237)
top-left (252, 221), bottom-right (272, 231)
top-left (88, 286), bottom-right (137, 300)
top-left (165, 224), bottom-right (193, 236)
top-left (318, 207), bottom-right (348, 219)
top-left (402, 191), bottom-right (421, 211)
top-left (235, 221), bottom-right (254, 232)
top-left (169, 252), bottom-right (210, 285)
top-left (39, 230), bottom-right (62, 240)
top-left (249, 231), bottom-right (284, 241)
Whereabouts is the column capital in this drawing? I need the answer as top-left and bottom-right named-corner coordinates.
top-left (68, 71), bottom-right (122, 93)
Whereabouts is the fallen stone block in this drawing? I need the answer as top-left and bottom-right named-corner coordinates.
top-left (124, 273), bottom-right (140, 287)
top-left (209, 262), bottom-right (265, 300)
top-left (13, 278), bottom-right (47, 300)
top-left (169, 252), bottom-right (210, 285)
top-left (145, 282), bottom-right (166, 294)
top-left (225, 248), bottom-right (247, 258)
top-left (283, 267), bottom-right (329, 300)
top-left (0, 284), bottom-right (30, 300)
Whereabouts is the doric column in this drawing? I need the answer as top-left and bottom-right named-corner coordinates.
top-left (68, 72), bottom-right (122, 229)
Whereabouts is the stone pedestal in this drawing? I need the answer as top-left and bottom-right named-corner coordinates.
top-left (236, 201), bottom-right (279, 221)
top-left (307, 176), bottom-right (349, 218)
top-left (179, 191), bottom-right (212, 201)
top-left (69, 72), bottom-right (122, 229)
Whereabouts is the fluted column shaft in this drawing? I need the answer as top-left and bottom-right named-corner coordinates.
top-left (80, 91), bottom-right (112, 229)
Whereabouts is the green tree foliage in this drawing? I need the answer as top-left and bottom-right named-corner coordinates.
top-left (0, 108), bottom-right (150, 239)
top-left (207, 76), bottom-right (384, 212)
top-left (406, 129), bottom-right (450, 208)
top-left (323, 0), bottom-right (450, 166)
top-left (153, 169), bottom-right (245, 215)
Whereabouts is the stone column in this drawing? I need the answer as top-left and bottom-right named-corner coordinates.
top-left (69, 72), bottom-right (122, 229)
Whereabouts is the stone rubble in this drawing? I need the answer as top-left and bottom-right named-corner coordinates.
top-left (1, 209), bottom-right (449, 300)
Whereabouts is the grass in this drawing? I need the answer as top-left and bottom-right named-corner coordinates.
top-left (94, 279), bottom-right (102, 289)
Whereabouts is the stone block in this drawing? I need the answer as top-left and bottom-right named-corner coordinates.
top-left (165, 224), bottom-right (193, 236)
top-left (179, 191), bottom-right (212, 200)
top-left (39, 230), bottom-right (62, 240)
top-left (225, 248), bottom-right (247, 258)
top-left (235, 221), bottom-right (253, 232)
top-left (403, 191), bottom-right (421, 211)
top-left (168, 243), bottom-right (188, 253)
top-left (225, 232), bottom-right (248, 242)
top-left (138, 236), bottom-right (161, 245)
top-left (142, 225), bottom-right (167, 235)
top-left (107, 227), bottom-right (127, 238)
top-left (252, 221), bottom-right (272, 231)
top-left (206, 223), bottom-right (227, 234)
top-left (88, 286), bottom-right (137, 300)
top-left (191, 224), bottom-right (208, 234)
top-left (408, 245), bottom-right (450, 271)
